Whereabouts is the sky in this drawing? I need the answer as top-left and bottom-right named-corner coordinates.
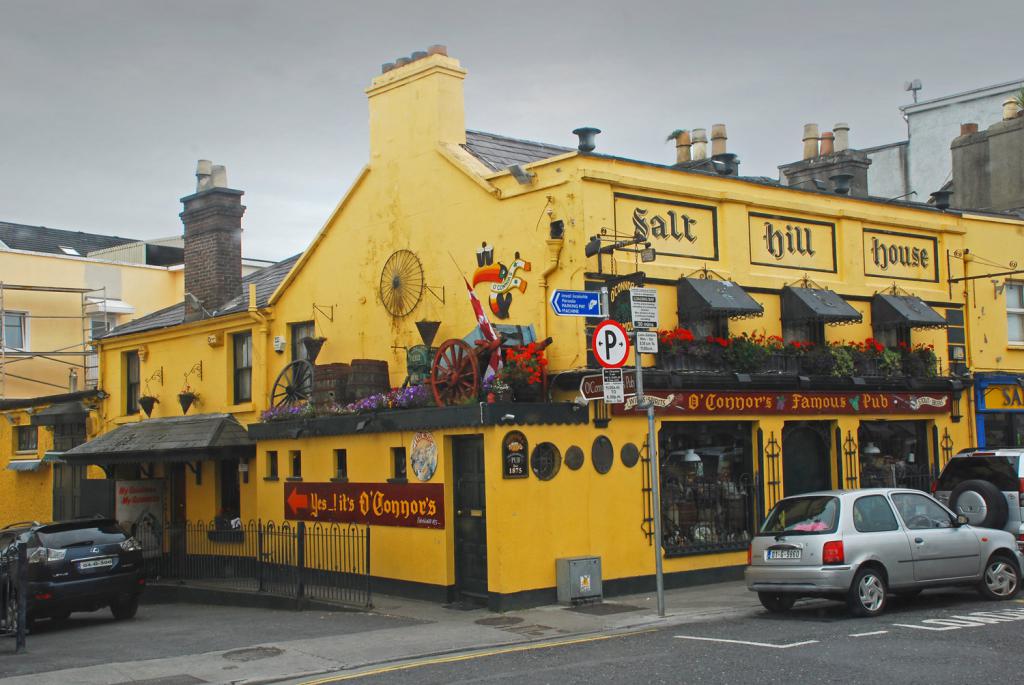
top-left (2, 0), bottom-right (1022, 261)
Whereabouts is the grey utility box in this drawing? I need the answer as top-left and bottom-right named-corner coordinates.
top-left (556, 556), bottom-right (602, 605)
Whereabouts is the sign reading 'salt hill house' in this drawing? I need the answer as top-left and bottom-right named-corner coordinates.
top-left (748, 212), bottom-right (837, 273)
top-left (615, 193), bottom-right (718, 261)
top-left (863, 228), bottom-right (939, 282)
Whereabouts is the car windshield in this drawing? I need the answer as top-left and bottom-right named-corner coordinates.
top-left (36, 522), bottom-right (126, 549)
top-left (760, 496), bottom-right (839, 536)
top-left (936, 455), bottom-right (1019, 492)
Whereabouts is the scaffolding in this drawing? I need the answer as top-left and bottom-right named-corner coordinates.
top-left (0, 282), bottom-right (112, 399)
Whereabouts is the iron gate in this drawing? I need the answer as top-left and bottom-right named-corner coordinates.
top-left (137, 519), bottom-right (371, 608)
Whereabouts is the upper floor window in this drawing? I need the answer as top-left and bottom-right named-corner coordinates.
top-left (233, 331), bottom-right (253, 403)
top-left (1008, 282), bottom-right (1024, 344)
top-left (782, 320), bottom-right (825, 346)
top-left (291, 321), bottom-right (316, 361)
top-left (16, 425), bottom-right (37, 453)
top-left (2, 311), bottom-right (27, 351)
top-left (125, 351), bottom-right (140, 414)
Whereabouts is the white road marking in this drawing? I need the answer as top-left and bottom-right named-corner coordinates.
top-left (674, 635), bottom-right (818, 649)
top-left (849, 630), bottom-right (889, 637)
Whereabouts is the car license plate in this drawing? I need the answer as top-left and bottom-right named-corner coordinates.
top-left (78, 558), bottom-right (114, 570)
top-left (765, 548), bottom-right (801, 560)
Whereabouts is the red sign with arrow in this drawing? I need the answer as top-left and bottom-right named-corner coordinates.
top-left (284, 481), bottom-right (445, 529)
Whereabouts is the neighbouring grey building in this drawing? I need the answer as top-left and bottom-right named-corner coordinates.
top-left (866, 78), bottom-right (1024, 202)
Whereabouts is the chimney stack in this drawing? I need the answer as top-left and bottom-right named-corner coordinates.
top-left (180, 160), bottom-right (245, 321)
top-left (691, 128), bottom-right (708, 160)
top-left (833, 122), bottom-right (850, 152)
top-left (802, 123), bottom-right (820, 160)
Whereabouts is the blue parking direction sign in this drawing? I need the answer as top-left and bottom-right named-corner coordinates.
top-left (550, 289), bottom-right (603, 317)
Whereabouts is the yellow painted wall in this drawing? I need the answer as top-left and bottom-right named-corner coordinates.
top-left (0, 412), bottom-right (53, 524)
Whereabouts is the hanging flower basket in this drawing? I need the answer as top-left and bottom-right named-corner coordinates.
top-left (301, 336), bottom-right (327, 363)
top-left (138, 395), bottom-right (159, 417)
top-left (178, 391), bottom-right (198, 415)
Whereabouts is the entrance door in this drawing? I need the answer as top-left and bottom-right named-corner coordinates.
top-left (783, 422), bottom-right (832, 496)
top-left (453, 436), bottom-right (487, 602)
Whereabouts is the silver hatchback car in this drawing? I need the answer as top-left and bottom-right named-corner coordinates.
top-left (745, 488), bottom-right (1024, 617)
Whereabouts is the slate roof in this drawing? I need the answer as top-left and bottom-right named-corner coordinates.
top-left (103, 253), bottom-right (302, 339)
top-left (62, 413), bottom-right (254, 464)
top-left (463, 130), bottom-right (572, 172)
top-left (0, 221), bottom-right (137, 256)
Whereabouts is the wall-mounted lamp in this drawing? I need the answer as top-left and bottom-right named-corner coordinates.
top-left (640, 246), bottom-right (656, 263)
top-left (549, 220), bottom-right (565, 240)
top-left (950, 392), bottom-right (963, 423)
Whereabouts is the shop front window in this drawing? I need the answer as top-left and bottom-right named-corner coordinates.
top-left (857, 420), bottom-right (930, 491)
top-left (983, 413), bottom-right (1024, 448)
top-left (659, 421), bottom-right (755, 556)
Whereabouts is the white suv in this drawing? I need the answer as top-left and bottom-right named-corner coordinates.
top-left (934, 448), bottom-right (1024, 552)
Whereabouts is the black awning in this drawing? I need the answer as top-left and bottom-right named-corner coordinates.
top-left (781, 286), bottom-right (862, 324)
top-left (31, 401), bottom-right (89, 427)
top-left (62, 413), bottom-right (255, 466)
top-left (872, 294), bottom-right (947, 330)
top-left (677, 278), bottom-right (764, 321)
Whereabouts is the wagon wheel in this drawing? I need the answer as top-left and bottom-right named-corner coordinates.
top-left (271, 360), bottom-right (314, 407)
top-left (430, 339), bottom-right (480, 406)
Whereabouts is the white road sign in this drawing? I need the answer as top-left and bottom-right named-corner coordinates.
top-left (602, 368), bottom-right (625, 403)
top-left (636, 330), bottom-right (659, 354)
top-left (629, 287), bottom-right (659, 329)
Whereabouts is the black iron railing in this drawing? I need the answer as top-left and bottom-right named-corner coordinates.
top-left (661, 477), bottom-right (755, 557)
top-left (138, 519), bottom-right (371, 608)
top-left (0, 541), bottom-right (28, 651)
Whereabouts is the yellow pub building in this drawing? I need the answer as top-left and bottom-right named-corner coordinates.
top-left (54, 49), bottom-right (1024, 609)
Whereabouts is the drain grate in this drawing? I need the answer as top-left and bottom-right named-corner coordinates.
top-left (568, 603), bottom-right (643, 616)
top-left (475, 616), bottom-right (524, 627)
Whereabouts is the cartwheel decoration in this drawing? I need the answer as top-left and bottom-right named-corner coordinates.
top-left (472, 242), bottom-right (530, 319)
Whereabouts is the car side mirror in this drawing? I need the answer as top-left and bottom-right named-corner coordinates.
top-left (954, 514), bottom-right (969, 527)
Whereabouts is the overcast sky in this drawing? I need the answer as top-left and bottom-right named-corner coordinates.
top-left (2, 1), bottom-right (1022, 261)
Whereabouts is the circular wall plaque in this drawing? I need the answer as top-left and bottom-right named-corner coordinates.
top-left (592, 436), bottom-right (614, 474)
top-left (621, 443), bottom-right (640, 468)
top-left (410, 431), bottom-right (438, 481)
top-left (531, 442), bottom-right (561, 481)
top-left (564, 446), bottom-right (584, 470)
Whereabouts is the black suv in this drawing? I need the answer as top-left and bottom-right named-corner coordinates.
top-left (1, 518), bottom-right (145, 626)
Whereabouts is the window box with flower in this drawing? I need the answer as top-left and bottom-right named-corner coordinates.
top-left (497, 343), bottom-right (548, 402)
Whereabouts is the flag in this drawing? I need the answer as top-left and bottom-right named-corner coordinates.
top-left (463, 276), bottom-right (502, 380)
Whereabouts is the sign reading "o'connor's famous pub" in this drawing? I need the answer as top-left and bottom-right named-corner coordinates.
top-left (862, 228), bottom-right (939, 282)
top-left (610, 390), bottom-right (951, 416)
top-left (748, 212), bottom-right (837, 273)
top-left (614, 193), bottom-right (718, 261)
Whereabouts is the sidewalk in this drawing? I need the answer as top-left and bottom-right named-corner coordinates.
top-left (1, 581), bottom-right (762, 685)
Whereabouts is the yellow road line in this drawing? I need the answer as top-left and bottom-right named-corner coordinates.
top-left (299, 629), bottom-right (657, 684)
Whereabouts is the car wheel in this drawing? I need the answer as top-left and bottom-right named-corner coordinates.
top-left (110, 596), bottom-right (139, 620)
top-left (758, 592), bottom-right (797, 613)
top-left (847, 566), bottom-right (887, 617)
top-left (978, 554), bottom-right (1021, 600)
top-left (949, 479), bottom-right (1009, 529)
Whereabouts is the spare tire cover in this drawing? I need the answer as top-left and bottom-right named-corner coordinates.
top-left (949, 479), bottom-right (1009, 529)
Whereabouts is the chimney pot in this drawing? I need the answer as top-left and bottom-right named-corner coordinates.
top-left (710, 123), bottom-right (727, 156)
top-left (1003, 98), bottom-right (1021, 121)
top-left (819, 131), bottom-right (835, 156)
top-left (802, 123), bottom-right (820, 160)
top-left (930, 189), bottom-right (952, 210)
top-left (830, 172), bottom-right (854, 195)
top-left (427, 44), bottom-right (448, 56)
top-left (572, 127), bottom-right (601, 153)
top-left (395, 56), bottom-right (411, 67)
top-left (691, 127), bottom-right (708, 160)
top-left (960, 122), bottom-right (979, 136)
top-left (673, 130), bottom-right (692, 164)
top-left (381, 62), bottom-right (395, 73)
top-left (211, 165), bottom-right (228, 188)
top-left (411, 50), bottom-right (428, 61)
top-left (196, 159), bottom-right (213, 192)
top-left (833, 122), bottom-right (850, 152)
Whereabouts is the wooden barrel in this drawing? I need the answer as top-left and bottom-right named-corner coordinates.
top-left (313, 363), bottom-right (350, 409)
top-left (347, 359), bottom-right (390, 401)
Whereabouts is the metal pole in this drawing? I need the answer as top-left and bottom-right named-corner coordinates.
top-left (633, 334), bottom-right (665, 617)
top-left (15, 540), bottom-right (27, 652)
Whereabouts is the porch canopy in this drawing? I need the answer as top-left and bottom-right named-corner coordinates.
top-left (31, 401), bottom-right (89, 427)
top-left (781, 285), bottom-right (862, 324)
top-left (677, 278), bottom-right (764, 321)
top-left (62, 413), bottom-right (255, 466)
top-left (871, 293), bottom-right (947, 330)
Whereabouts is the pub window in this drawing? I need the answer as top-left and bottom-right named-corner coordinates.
top-left (872, 325), bottom-right (910, 350)
top-left (857, 420), bottom-right (930, 491)
top-left (266, 451), bottom-right (279, 480)
top-left (1008, 282), bottom-right (1024, 344)
top-left (1, 311), bottom-right (27, 351)
top-left (782, 320), bottom-right (825, 346)
top-left (658, 421), bottom-right (755, 556)
top-left (218, 459), bottom-right (241, 519)
top-left (391, 447), bottom-right (407, 481)
top-left (333, 449), bottom-right (348, 481)
top-left (16, 425), bottom-right (37, 453)
top-left (125, 350), bottom-right (141, 414)
top-left (291, 321), bottom-right (316, 361)
top-left (233, 331), bottom-right (253, 403)
top-left (685, 316), bottom-right (729, 340)
top-left (289, 450), bottom-right (302, 479)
